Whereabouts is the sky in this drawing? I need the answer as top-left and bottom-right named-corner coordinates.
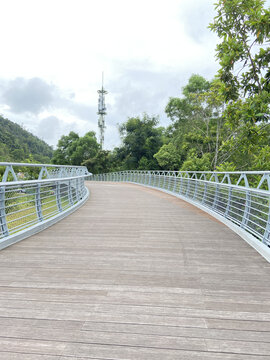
top-left (0, 0), bottom-right (221, 149)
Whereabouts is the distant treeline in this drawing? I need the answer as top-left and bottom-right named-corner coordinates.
top-left (0, 115), bottom-right (53, 163)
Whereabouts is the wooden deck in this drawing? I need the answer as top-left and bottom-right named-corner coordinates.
top-left (0, 181), bottom-right (270, 359)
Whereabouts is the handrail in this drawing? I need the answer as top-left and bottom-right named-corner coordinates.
top-left (0, 174), bottom-right (87, 187)
top-left (0, 162), bottom-right (85, 168)
top-left (94, 170), bottom-right (270, 190)
top-left (0, 162), bottom-right (89, 182)
top-left (0, 162), bottom-right (91, 250)
top-left (91, 170), bottom-right (270, 262)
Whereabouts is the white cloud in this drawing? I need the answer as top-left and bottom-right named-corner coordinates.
top-left (0, 0), bottom-right (222, 150)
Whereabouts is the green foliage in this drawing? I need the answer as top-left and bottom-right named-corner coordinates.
top-left (0, 115), bottom-right (53, 163)
top-left (209, 0), bottom-right (270, 129)
top-left (180, 152), bottom-right (212, 171)
top-left (118, 114), bottom-right (164, 170)
top-left (209, 0), bottom-right (270, 98)
top-left (165, 74), bottom-right (211, 124)
top-left (215, 162), bottom-right (236, 172)
top-left (182, 74), bottom-right (211, 96)
top-left (82, 150), bottom-right (119, 174)
top-left (154, 143), bottom-right (182, 170)
top-left (218, 122), bottom-right (270, 169)
top-left (164, 74), bottom-right (226, 170)
top-left (52, 131), bottom-right (99, 165)
top-left (206, 0), bottom-right (270, 170)
top-left (252, 145), bottom-right (270, 170)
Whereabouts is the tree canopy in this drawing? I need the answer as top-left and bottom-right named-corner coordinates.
top-left (52, 131), bottom-right (100, 166)
top-left (117, 114), bottom-right (165, 170)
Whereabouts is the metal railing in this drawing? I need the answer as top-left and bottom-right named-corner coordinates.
top-left (0, 163), bottom-right (90, 249)
top-left (0, 162), bottom-right (89, 182)
top-left (91, 170), bottom-right (270, 259)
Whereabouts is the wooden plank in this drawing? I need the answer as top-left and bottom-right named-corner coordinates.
top-left (0, 181), bottom-right (270, 359)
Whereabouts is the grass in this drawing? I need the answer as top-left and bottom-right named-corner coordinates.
top-left (3, 185), bottom-right (77, 237)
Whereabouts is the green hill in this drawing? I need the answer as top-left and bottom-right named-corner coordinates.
top-left (0, 115), bottom-right (53, 163)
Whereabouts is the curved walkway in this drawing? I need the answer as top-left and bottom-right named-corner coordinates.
top-left (0, 182), bottom-right (270, 359)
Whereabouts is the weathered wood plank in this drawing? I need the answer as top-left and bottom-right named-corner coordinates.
top-left (0, 181), bottom-right (270, 359)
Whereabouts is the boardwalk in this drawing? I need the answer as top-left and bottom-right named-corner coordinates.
top-left (0, 181), bottom-right (270, 359)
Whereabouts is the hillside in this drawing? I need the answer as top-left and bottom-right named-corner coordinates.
top-left (0, 115), bottom-right (53, 163)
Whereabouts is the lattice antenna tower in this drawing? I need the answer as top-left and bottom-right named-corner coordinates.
top-left (97, 72), bottom-right (108, 149)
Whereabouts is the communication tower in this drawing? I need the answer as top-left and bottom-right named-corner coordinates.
top-left (97, 72), bottom-right (107, 149)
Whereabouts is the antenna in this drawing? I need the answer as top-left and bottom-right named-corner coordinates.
top-left (97, 72), bottom-right (108, 149)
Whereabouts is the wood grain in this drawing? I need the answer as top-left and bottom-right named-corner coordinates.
top-left (0, 181), bottom-right (270, 359)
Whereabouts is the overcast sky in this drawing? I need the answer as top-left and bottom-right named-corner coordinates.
top-left (0, 0), bottom-right (222, 149)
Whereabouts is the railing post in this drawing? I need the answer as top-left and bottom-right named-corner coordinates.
top-left (153, 173), bottom-right (157, 188)
top-left (56, 181), bottom-right (62, 212)
top-left (186, 176), bottom-right (191, 197)
top-left (225, 187), bottom-right (232, 218)
top-left (0, 186), bottom-right (9, 237)
top-left (211, 174), bottom-right (219, 209)
top-left (163, 174), bottom-right (166, 189)
top-left (78, 178), bottom-right (83, 199)
top-left (179, 175), bottom-right (183, 194)
top-left (202, 181), bottom-right (208, 204)
top-left (263, 207), bottom-right (270, 245)
top-left (173, 175), bottom-right (177, 193)
top-left (35, 183), bottom-right (43, 221)
top-left (213, 185), bottom-right (220, 209)
top-left (75, 178), bottom-right (79, 202)
top-left (68, 179), bottom-right (74, 206)
top-left (193, 178), bottom-right (198, 200)
top-left (241, 190), bottom-right (251, 228)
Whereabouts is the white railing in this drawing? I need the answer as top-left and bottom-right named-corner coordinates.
top-left (91, 170), bottom-right (270, 261)
top-left (0, 163), bottom-right (90, 249)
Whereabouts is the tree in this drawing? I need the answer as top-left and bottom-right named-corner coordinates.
top-left (52, 131), bottom-right (99, 165)
top-left (209, 0), bottom-right (270, 123)
top-left (180, 152), bottom-right (212, 171)
top-left (82, 150), bottom-right (119, 174)
top-left (154, 143), bottom-right (182, 170)
top-left (164, 75), bottom-right (225, 170)
top-left (165, 74), bottom-right (211, 123)
top-left (118, 114), bottom-right (164, 170)
top-left (208, 0), bottom-right (270, 169)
